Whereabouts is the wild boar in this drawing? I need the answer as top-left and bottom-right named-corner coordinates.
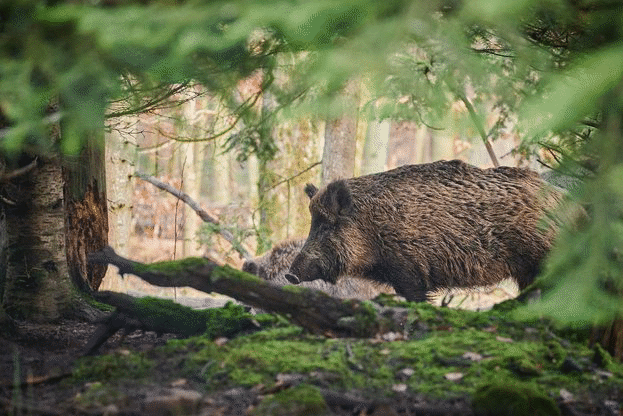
top-left (285, 159), bottom-right (564, 302)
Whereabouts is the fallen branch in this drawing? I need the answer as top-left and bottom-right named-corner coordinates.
top-left (88, 246), bottom-right (408, 338)
top-left (83, 291), bottom-right (257, 355)
top-left (134, 171), bottom-right (252, 260)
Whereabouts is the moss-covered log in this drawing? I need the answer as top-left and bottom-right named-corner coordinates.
top-left (83, 292), bottom-right (256, 355)
top-left (88, 246), bottom-right (407, 338)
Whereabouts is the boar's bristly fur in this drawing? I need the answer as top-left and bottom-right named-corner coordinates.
top-left (243, 239), bottom-right (393, 300)
top-left (287, 159), bottom-right (565, 302)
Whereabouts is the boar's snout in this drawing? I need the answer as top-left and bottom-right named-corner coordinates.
top-left (287, 252), bottom-right (328, 284)
top-left (284, 273), bottom-right (300, 284)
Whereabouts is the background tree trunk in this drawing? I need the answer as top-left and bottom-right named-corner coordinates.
top-left (182, 142), bottom-right (202, 257)
top-left (101, 118), bottom-right (137, 291)
top-left (255, 90), bottom-right (277, 253)
top-left (0, 112), bottom-right (9, 328)
top-left (361, 120), bottom-right (390, 175)
top-left (322, 116), bottom-right (357, 185)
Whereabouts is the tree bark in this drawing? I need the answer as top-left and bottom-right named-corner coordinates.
top-left (82, 291), bottom-right (257, 355)
top-left (64, 136), bottom-right (109, 291)
top-left (0, 109), bottom-right (78, 324)
top-left (3, 157), bottom-right (72, 321)
top-left (102, 117), bottom-right (137, 290)
top-left (1, 97), bottom-right (109, 322)
top-left (322, 117), bottom-right (357, 185)
top-left (361, 120), bottom-right (390, 175)
top-left (182, 141), bottom-right (202, 257)
top-left (88, 246), bottom-right (408, 338)
top-left (591, 320), bottom-right (623, 362)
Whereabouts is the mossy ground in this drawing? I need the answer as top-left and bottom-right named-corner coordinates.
top-left (252, 384), bottom-right (329, 416)
top-left (66, 299), bottom-right (623, 414)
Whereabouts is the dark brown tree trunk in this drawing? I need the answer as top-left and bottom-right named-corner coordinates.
top-left (0, 182), bottom-right (10, 330)
top-left (63, 136), bottom-right (109, 291)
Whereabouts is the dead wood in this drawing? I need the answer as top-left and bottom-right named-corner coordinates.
top-left (83, 290), bottom-right (257, 355)
top-left (88, 246), bottom-right (408, 338)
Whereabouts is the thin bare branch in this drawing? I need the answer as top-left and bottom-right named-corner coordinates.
top-left (0, 158), bottom-right (38, 182)
top-left (269, 161), bottom-right (322, 191)
top-left (134, 172), bottom-right (252, 260)
top-left (106, 82), bottom-right (193, 119)
top-left (456, 93), bottom-right (500, 167)
top-left (472, 48), bottom-right (515, 58)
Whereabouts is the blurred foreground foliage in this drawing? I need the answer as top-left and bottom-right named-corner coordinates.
top-left (1, 0), bottom-right (623, 326)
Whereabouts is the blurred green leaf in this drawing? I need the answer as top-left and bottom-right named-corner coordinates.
top-left (518, 163), bottom-right (623, 324)
top-left (521, 44), bottom-right (623, 138)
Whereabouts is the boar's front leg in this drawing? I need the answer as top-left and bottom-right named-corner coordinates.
top-left (388, 270), bottom-right (430, 302)
top-left (394, 284), bottom-right (429, 302)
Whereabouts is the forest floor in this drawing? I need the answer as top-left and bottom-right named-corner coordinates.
top-left (1, 289), bottom-right (623, 416)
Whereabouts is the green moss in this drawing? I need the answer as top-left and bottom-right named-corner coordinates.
top-left (472, 382), bottom-right (560, 416)
top-left (203, 338), bottom-right (350, 387)
top-left (80, 292), bottom-right (115, 313)
top-left (99, 298), bottom-right (623, 406)
top-left (74, 381), bottom-right (128, 408)
top-left (252, 384), bottom-right (329, 416)
top-left (71, 351), bottom-right (153, 382)
top-left (492, 297), bottom-right (522, 313)
top-left (593, 343), bottom-right (615, 370)
top-left (130, 297), bottom-right (255, 338)
top-left (280, 284), bottom-right (317, 294)
top-left (372, 293), bottom-right (411, 307)
top-left (212, 265), bottom-right (264, 283)
top-left (133, 256), bottom-right (213, 275)
top-left (339, 300), bottom-right (381, 336)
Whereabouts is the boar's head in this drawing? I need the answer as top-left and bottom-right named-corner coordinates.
top-left (242, 259), bottom-right (262, 277)
top-left (286, 179), bottom-right (370, 285)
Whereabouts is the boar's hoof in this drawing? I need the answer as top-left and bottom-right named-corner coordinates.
top-left (285, 273), bottom-right (300, 284)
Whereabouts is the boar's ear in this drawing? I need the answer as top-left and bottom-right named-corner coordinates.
top-left (304, 183), bottom-right (318, 199)
top-left (327, 180), bottom-right (354, 217)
